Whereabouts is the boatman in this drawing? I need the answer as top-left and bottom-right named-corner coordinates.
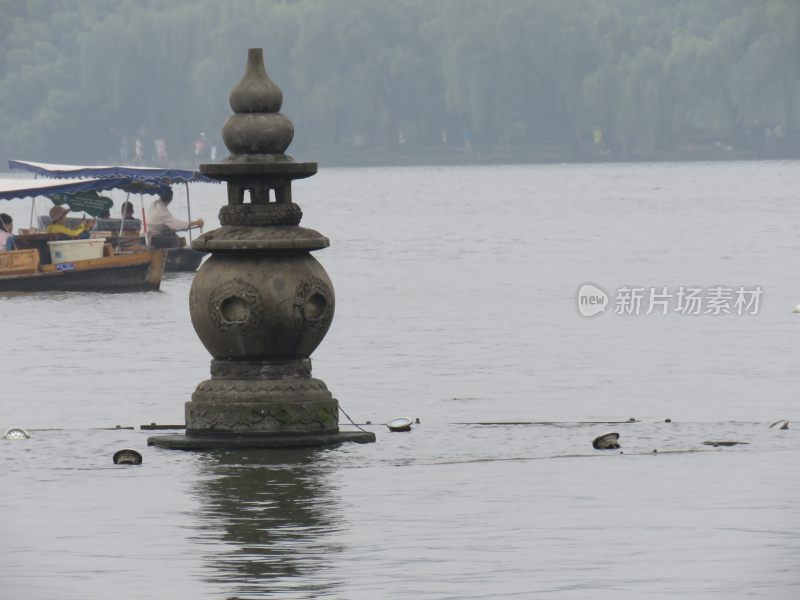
top-left (147, 187), bottom-right (204, 249)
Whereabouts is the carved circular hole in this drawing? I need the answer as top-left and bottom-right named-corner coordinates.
top-left (304, 293), bottom-right (327, 319)
top-left (220, 296), bottom-right (250, 324)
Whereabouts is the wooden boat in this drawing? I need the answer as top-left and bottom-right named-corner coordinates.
top-left (38, 216), bottom-right (206, 273)
top-left (0, 178), bottom-right (167, 292)
top-left (0, 235), bottom-right (166, 293)
top-left (7, 160), bottom-right (216, 273)
top-left (164, 247), bottom-right (205, 272)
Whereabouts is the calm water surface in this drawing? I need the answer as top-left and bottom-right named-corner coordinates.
top-left (1, 161), bottom-right (799, 598)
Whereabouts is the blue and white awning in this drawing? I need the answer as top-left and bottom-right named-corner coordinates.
top-left (0, 177), bottom-right (168, 202)
top-left (8, 160), bottom-right (216, 184)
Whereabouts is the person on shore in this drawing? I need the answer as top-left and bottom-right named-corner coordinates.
top-left (0, 213), bottom-right (15, 251)
top-left (134, 137), bottom-right (144, 165)
top-left (155, 138), bottom-right (168, 165)
top-left (194, 132), bottom-right (209, 164)
top-left (147, 188), bottom-right (203, 249)
top-left (47, 206), bottom-right (94, 238)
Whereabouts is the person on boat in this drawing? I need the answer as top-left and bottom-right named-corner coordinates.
top-left (116, 201), bottom-right (141, 240)
top-left (121, 201), bottom-right (136, 221)
top-left (47, 205), bottom-right (94, 238)
top-left (0, 213), bottom-right (15, 251)
top-left (147, 187), bottom-right (203, 249)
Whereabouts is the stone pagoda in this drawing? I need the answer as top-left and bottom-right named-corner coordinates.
top-left (149, 48), bottom-right (375, 449)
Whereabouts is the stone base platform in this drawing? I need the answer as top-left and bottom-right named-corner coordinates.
top-left (147, 429), bottom-right (375, 450)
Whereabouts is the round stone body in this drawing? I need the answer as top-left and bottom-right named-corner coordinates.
top-left (190, 253), bottom-right (335, 360)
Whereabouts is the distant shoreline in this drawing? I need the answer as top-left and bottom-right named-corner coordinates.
top-left (314, 151), bottom-right (800, 169)
top-left (2, 148), bottom-right (799, 174)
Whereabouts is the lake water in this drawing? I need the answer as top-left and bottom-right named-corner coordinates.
top-left (1, 161), bottom-right (799, 599)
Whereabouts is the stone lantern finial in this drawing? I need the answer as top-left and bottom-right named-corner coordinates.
top-left (223, 48), bottom-right (294, 158)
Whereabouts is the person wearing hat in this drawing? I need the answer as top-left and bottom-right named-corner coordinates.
top-left (147, 187), bottom-right (203, 249)
top-left (46, 205), bottom-right (95, 238)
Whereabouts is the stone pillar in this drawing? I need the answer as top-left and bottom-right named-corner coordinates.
top-left (148, 49), bottom-right (375, 449)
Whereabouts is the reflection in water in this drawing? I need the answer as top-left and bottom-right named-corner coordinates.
top-left (192, 450), bottom-right (342, 599)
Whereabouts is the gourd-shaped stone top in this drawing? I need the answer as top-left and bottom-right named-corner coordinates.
top-left (222, 48), bottom-right (294, 159)
top-left (195, 48), bottom-right (322, 253)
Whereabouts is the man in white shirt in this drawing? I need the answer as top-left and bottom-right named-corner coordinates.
top-left (148, 187), bottom-right (204, 248)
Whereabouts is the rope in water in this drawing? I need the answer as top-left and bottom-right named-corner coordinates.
top-left (337, 405), bottom-right (370, 434)
top-left (14, 417), bottom-right (788, 432)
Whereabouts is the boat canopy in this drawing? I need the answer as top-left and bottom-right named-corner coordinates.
top-left (8, 160), bottom-right (216, 184)
top-left (6, 159), bottom-right (214, 240)
top-left (0, 176), bottom-right (169, 202)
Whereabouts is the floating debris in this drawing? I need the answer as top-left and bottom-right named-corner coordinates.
top-left (770, 419), bottom-right (789, 430)
top-left (430, 447), bottom-right (716, 466)
top-left (665, 418), bottom-right (672, 423)
top-left (140, 423), bottom-right (186, 431)
top-left (113, 449), bottom-right (143, 465)
top-left (592, 432), bottom-right (620, 449)
top-left (702, 440), bottom-right (749, 447)
top-left (386, 417), bottom-right (413, 432)
top-left (453, 420), bottom-right (639, 426)
top-left (3, 427), bottom-right (30, 440)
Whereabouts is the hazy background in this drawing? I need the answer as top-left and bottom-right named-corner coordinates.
top-left (0, 0), bottom-right (798, 168)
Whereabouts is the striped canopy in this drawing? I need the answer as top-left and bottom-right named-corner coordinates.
top-left (0, 177), bottom-right (168, 202)
top-left (8, 160), bottom-right (216, 184)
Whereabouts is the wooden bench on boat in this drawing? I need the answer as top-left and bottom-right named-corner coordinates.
top-left (0, 248), bottom-right (39, 275)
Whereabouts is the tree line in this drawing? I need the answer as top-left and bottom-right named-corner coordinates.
top-left (0, 0), bottom-right (798, 168)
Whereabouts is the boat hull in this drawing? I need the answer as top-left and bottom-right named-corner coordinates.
top-left (165, 247), bottom-right (206, 272)
top-left (0, 251), bottom-right (166, 293)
